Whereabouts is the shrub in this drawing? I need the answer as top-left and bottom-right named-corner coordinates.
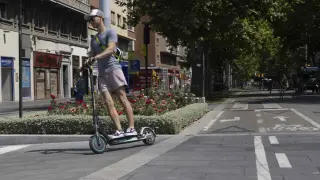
top-left (0, 103), bottom-right (208, 135)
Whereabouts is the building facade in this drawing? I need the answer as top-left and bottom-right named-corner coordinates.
top-left (132, 17), bottom-right (190, 90)
top-left (0, 0), bottom-right (90, 102)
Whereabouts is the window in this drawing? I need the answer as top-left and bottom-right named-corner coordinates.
top-left (111, 11), bottom-right (115, 25)
top-left (48, 10), bottom-right (59, 32)
top-left (0, 3), bottom-right (7, 19)
top-left (21, 0), bottom-right (28, 24)
top-left (128, 24), bottom-right (133, 31)
top-left (123, 17), bottom-right (126, 29)
top-left (61, 18), bottom-right (69, 34)
top-left (117, 14), bottom-right (121, 26)
top-left (34, 10), bottom-right (43, 28)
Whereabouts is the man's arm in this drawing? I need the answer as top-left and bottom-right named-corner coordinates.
top-left (94, 29), bottom-right (118, 60)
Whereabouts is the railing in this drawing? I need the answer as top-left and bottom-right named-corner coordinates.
top-left (53, 0), bottom-right (90, 13)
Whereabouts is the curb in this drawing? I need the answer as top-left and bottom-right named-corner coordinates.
top-left (0, 134), bottom-right (175, 146)
top-left (0, 102), bottom-right (229, 146)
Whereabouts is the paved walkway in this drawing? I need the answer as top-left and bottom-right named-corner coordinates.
top-left (0, 98), bottom-right (74, 113)
top-left (0, 90), bottom-right (320, 180)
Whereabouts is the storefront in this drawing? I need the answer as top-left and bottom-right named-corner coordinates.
top-left (168, 69), bottom-right (180, 89)
top-left (33, 51), bottom-right (62, 100)
top-left (1, 56), bottom-right (14, 101)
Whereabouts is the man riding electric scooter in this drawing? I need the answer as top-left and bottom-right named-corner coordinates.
top-left (83, 9), bottom-right (136, 139)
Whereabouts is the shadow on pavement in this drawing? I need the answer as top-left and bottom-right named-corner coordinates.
top-left (26, 144), bottom-right (145, 155)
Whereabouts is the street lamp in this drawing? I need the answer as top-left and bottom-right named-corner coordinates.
top-left (18, 0), bottom-right (23, 118)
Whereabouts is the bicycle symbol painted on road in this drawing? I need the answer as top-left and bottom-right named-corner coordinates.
top-left (267, 124), bottom-right (319, 132)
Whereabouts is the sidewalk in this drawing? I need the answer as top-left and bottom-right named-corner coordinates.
top-left (0, 98), bottom-right (74, 113)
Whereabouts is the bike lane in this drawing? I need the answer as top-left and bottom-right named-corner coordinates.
top-left (257, 108), bottom-right (320, 133)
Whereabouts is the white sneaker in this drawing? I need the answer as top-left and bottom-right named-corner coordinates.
top-left (125, 128), bottom-right (137, 136)
top-left (108, 130), bottom-right (125, 139)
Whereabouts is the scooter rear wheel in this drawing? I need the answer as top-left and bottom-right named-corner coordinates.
top-left (89, 135), bottom-right (107, 154)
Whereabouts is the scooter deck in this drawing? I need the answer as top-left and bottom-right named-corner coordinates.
top-left (107, 135), bottom-right (147, 145)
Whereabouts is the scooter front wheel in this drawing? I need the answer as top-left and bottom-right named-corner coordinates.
top-left (142, 128), bottom-right (156, 145)
top-left (89, 135), bottom-right (107, 154)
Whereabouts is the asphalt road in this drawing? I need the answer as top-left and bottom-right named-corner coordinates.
top-left (1, 90), bottom-right (320, 180)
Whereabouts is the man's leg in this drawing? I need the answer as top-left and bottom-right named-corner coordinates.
top-left (115, 86), bottom-right (135, 129)
top-left (100, 90), bottom-right (122, 131)
top-left (109, 69), bottom-right (137, 136)
top-left (98, 75), bottom-right (124, 138)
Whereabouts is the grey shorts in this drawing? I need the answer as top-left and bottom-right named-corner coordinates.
top-left (98, 69), bottom-right (128, 92)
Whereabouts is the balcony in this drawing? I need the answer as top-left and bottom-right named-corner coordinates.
top-left (50, 0), bottom-right (90, 14)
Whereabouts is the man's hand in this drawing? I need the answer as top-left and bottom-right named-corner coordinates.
top-left (87, 57), bottom-right (96, 66)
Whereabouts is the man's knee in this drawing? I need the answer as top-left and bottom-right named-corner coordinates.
top-left (101, 91), bottom-right (115, 107)
top-left (115, 86), bottom-right (128, 104)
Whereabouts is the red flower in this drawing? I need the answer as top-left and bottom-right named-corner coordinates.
top-left (138, 94), bottom-right (144, 98)
top-left (59, 106), bottom-right (65, 109)
top-left (118, 111), bottom-right (123, 115)
top-left (146, 99), bottom-right (152, 104)
top-left (167, 93), bottom-right (173, 97)
top-left (129, 99), bottom-right (137, 103)
top-left (76, 99), bottom-right (84, 105)
top-left (48, 106), bottom-right (53, 111)
top-left (82, 103), bottom-right (88, 109)
top-left (50, 94), bottom-right (56, 99)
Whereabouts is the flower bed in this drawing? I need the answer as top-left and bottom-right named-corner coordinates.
top-left (47, 88), bottom-right (196, 116)
top-left (0, 103), bottom-right (209, 134)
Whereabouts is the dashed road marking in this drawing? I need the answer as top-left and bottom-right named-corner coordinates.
top-left (203, 111), bottom-right (224, 131)
top-left (263, 103), bottom-right (281, 109)
top-left (255, 108), bottom-right (289, 112)
top-left (254, 136), bottom-right (272, 180)
top-left (256, 113), bottom-right (261, 117)
top-left (275, 153), bottom-right (292, 168)
top-left (257, 119), bottom-right (264, 124)
top-left (231, 103), bottom-right (248, 110)
top-left (269, 136), bottom-right (279, 144)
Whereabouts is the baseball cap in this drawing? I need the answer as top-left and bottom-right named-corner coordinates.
top-left (84, 9), bottom-right (105, 21)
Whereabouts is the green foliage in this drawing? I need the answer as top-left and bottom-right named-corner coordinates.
top-left (0, 103), bottom-right (209, 135)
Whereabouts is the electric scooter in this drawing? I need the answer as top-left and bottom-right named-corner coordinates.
top-left (80, 60), bottom-right (156, 154)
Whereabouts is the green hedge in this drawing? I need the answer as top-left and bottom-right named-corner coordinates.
top-left (0, 103), bottom-right (209, 135)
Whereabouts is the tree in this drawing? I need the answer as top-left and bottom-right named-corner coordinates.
top-left (116, 0), bottom-right (291, 85)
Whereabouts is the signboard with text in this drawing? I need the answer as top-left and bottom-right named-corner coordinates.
top-left (33, 51), bottom-right (62, 68)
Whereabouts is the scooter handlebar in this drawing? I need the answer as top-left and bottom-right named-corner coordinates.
top-left (78, 58), bottom-right (96, 72)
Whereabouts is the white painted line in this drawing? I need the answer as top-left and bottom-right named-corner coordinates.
top-left (0, 145), bottom-right (30, 155)
top-left (263, 103), bottom-right (281, 109)
top-left (269, 136), bottom-right (279, 144)
top-left (257, 119), bottom-right (264, 124)
top-left (259, 127), bottom-right (266, 132)
top-left (254, 136), bottom-right (272, 180)
top-left (202, 111), bottom-right (224, 131)
top-left (275, 153), bottom-right (292, 168)
top-left (232, 103), bottom-right (249, 110)
top-left (273, 116), bottom-right (288, 122)
top-left (256, 114), bottom-right (261, 117)
top-left (255, 108), bottom-right (289, 112)
top-left (291, 108), bottom-right (320, 129)
top-left (220, 117), bottom-right (240, 123)
top-left (80, 135), bottom-right (192, 180)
